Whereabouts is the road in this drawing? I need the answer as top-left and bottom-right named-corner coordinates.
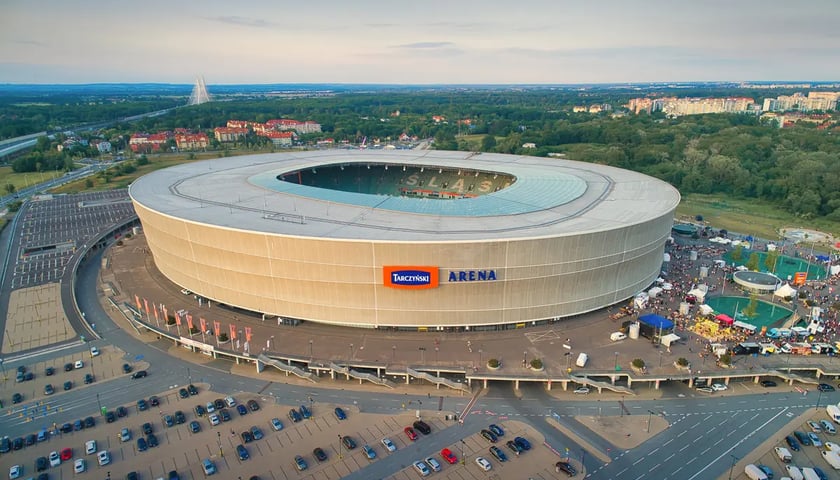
top-left (4, 247), bottom-right (835, 480)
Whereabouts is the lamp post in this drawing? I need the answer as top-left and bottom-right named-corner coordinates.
top-left (646, 409), bottom-right (655, 433)
top-left (217, 431), bottom-right (223, 457)
top-left (460, 439), bottom-right (467, 465)
top-left (419, 347), bottom-right (426, 363)
top-left (523, 351), bottom-right (528, 367)
top-left (96, 393), bottom-right (103, 417)
top-left (338, 434), bottom-right (343, 459)
top-left (727, 454), bottom-right (739, 480)
top-left (478, 349), bottom-right (483, 365)
top-left (392, 345), bottom-right (396, 361)
top-left (308, 339), bottom-right (312, 357)
top-left (659, 351), bottom-right (663, 367)
top-left (348, 344), bottom-right (353, 365)
top-left (817, 388), bottom-right (824, 409)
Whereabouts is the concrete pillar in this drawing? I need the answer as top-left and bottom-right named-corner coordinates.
top-left (655, 379), bottom-right (661, 390)
top-left (627, 378), bottom-right (633, 388)
top-left (406, 375), bottom-right (410, 384)
top-left (546, 381), bottom-right (552, 391)
top-left (514, 379), bottom-right (520, 390)
top-left (562, 381), bottom-right (568, 391)
top-left (688, 377), bottom-right (694, 388)
top-left (235, 356), bottom-right (240, 365)
top-left (329, 370), bottom-right (335, 380)
top-left (753, 376), bottom-right (760, 383)
top-left (724, 377), bottom-right (730, 385)
top-left (611, 375), bottom-right (617, 385)
top-left (483, 379), bottom-right (488, 389)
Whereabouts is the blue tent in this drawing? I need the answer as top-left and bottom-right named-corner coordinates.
top-left (638, 314), bottom-right (674, 330)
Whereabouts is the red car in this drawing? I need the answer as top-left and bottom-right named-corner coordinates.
top-left (440, 448), bottom-right (458, 464)
top-left (404, 427), bottom-right (418, 441)
top-left (60, 448), bottom-right (73, 461)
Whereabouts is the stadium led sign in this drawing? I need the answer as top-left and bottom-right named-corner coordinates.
top-left (447, 270), bottom-right (497, 282)
top-left (383, 266), bottom-right (439, 290)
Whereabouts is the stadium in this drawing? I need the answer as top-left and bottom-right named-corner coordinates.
top-left (128, 150), bottom-right (680, 330)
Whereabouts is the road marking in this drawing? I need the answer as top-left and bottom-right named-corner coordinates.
top-left (664, 453), bottom-right (675, 462)
top-left (664, 439), bottom-right (673, 446)
top-left (687, 407), bottom-right (790, 480)
top-left (649, 463), bottom-right (660, 472)
top-left (677, 431), bottom-right (687, 438)
top-left (679, 445), bottom-right (689, 452)
top-left (701, 447), bottom-right (711, 456)
top-left (617, 468), bottom-right (628, 477)
top-left (633, 458), bottom-right (645, 466)
top-left (686, 457), bottom-right (696, 465)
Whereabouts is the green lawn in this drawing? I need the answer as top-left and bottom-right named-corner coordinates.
top-left (0, 166), bottom-right (64, 193)
top-left (705, 296), bottom-right (793, 329)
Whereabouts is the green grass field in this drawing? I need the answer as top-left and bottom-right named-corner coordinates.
top-left (0, 166), bottom-right (64, 193)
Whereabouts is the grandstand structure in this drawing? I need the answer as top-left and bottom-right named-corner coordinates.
top-left (129, 150), bottom-right (679, 330)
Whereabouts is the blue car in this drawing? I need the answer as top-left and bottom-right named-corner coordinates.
top-left (489, 424), bottom-right (505, 437)
top-left (299, 405), bottom-right (312, 419)
top-left (335, 407), bottom-right (347, 420)
top-left (289, 409), bottom-right (302, 423)
top-left (514, 436), bottom-right (532, 450)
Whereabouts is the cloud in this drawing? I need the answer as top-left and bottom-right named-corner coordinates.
top-left (13, 39), bottom-right (46, 47)
top-left (204, 16), bottom-right (277, 29)
top-left (391, 42), bottom-right (457, 50)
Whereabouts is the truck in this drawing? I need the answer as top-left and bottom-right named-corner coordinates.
top-left (732, 342), bottom-right (761, 355)
top-left (744, 464), bottom-right (768, 480)
top-left (822, 449), bottom-right (840, 470)
top-left (575, 353), bottom-right (588, 368)
top-left (774, 446), bottom-right (792, 463)
top-left (801, 467), bottom-right (821, 480)
top-left (829, 405), bottom-right (840, 424)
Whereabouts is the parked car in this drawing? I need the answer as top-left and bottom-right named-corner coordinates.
top-left (489, 424), bottom-right (505, 437)
top-left (208, 414), bottom-right (220, 426)
top-left (413, 420), bottom-right (432, 435)
top-left (9, 465), bottom-right (21, 480)
top-left (187, 384), bottom-right (199, 396)
top-left (785, 435), bottom-right (800, 451)
top-left (794, 431), bottom-right (811, 446)
top-left (271, 418), bottom-right (284, 431)
top-left (149, 396), bottom-right (160, 407)
top-left (475, 456), bottom-right (492, 471)
top-left (195, 405), bottom-right (207, 417)
top-left (178, 388), bottom-right (189, 399)
top-left (174, 411), bottom-right (186, 424)
top-left (147, 433), bottom-right (158, 448)
top-left (288, 409), bottom-right (302, 423)
top-left (142, 423), bottom-right (153, 435)
top-left (489, 445), bottom-right (508, 462)
top-left (819, 383), bottom-right (836, 392)
top-left (136, 437), bottom-right (147, 452)
top-left (821, 420), bottom-right (837, 435)
top-left (250, 426), bottom-right (263, 440)
top-left (809, 432), bottom-right (822, 447)
top-left (247, 399), bottom-right (260, 411)
top-left (760, 380), bottom-right (777, 387)
top-left (97, 450), bottom-right (110, 466)
top-left (413, 460), bottom-right (431, 476)
top-left (236, 404), bottom-right (248, 416)
top-left (480, 429), bottom-right (498, 443)
top-left (163, 415), bottom-right (174, 427)
top-left (342, 436), bottom-right (357, 449)
top-left (362, 444), bottom-right (376, 459)
top-left (808, 421), bottom-right (823, 433)
top-left (116, 406), bottom-right (128, 417)
top-left (506, 440), bottom-right (523, 455)
top-left (299, 404), bottom-right (311, 419)
top-left (294, 455), bottom-right (308, 471)
top-left (130, 370), bottom-right (147, 379)
top-left (90, 346), bottom-right (100, 357)
top-left (74, 459), bottom-right (86, 473)
top-left (334, 407), bottom-right (347, 420)
top-left (224, 396), bottom-right (236, 407)
top-left (137, 399), bottom-right (148, 411)
top-left (404, 427), bottom-right (418, 441)
top-left (189, 421), bottom-right (201, 433)
top-left (35, 456), bottom-right (48, 472)
top-left (441, 447), bottom-right (458, 464)
top-left (44, 384), bottom-right (54, 395)
top-left (202, 459), bottom-right (216, 476)
top-left (236, 444), bottom-right (249, 461)
top-left (381, 437), bottom-right (397, 452)
top-left (85, 440), bottom-right (97, 455)
top-left (219, 409), bottom-right (231, 422)
top-left (105, 411), bottom-right (116, 423)
top-left (711, 383), bottom-right (728, 391)
top-left (241, 431), bottom-right (254, 443)
top-left (120, 428), bottom-right (131, 442)
top-left (122, 363), bottom-right (132, 374)
top-left (573, 386), bottom-right (590, 394)
top-left (45, 366), bottom-right (54, 376)
top-left (49, 451), bottom-right (60, 467)
top-left (213, 399), bottom-right (225, 410)
top-left (313, 447), bottom-right (328, 462)
top-left (556, 461), bottom-right (577, 476)
top-left (514, 437), bottom-right (532, 450)
top-left (74, 360), bottom-right (84, 369)
top-left (64, 363), bottom-right (73, 372)
top-left (63, 381), bottom-right (72, 391)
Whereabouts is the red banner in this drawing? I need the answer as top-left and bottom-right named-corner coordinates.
top-left (135, 294), bottom-right (141, 312)
top-left (793, 271), bottom-right (808, 286)
top-left (153, 306), bottom-right (159, 322)
top-left (143, 298), bottom-right (149, 316)
top-left (229, 324), bottom-right (237, 340)
top-left (200, 317), bottom-right (207, 333)
top-left (186, 314), bottom-right (193, 330)
top-left (175, 313), bottom-right (181, 326)
top-left (213, 321), bottom-right (221, 337)
top-left (163, 306), bottom-right (168, 323)
top-left (245, 326), bottom-right (252, 342)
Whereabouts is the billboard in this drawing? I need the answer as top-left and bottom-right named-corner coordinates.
top-left (383, 266), bottom-right (439, 290)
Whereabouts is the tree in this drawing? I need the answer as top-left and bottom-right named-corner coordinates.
top-left (764, 249), bottom-right (779, 272)
top-left (480, 135), bottom-right (496, 152)
top-left (731, 245), bottom-right (743, 262)
top-left (84, 178), bottom-right (94, 188)
top-left (3, 183), bottom-right (15, 195)
top-left (742, 294), bottom-right (759, 318)
top-left (631, 358), bottom-right (646, 369)
top-left (676, 357), bottom-right (689, 367)
top-left (719, 353), bottom-right (732, 366)
top-left (745, 252), bottom-right (760, 271)
top-left (487, 358), bottom-right (500, 368)
top-left (529, 358), bottom-right (543, 370)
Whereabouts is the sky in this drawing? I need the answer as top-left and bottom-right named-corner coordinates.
top-left (1, 0), bottom-right (839, 85)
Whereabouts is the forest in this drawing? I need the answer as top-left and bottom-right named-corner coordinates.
top-left (2, 87), bottom-right (839, 220)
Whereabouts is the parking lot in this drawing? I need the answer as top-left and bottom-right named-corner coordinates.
top-left (3, 283), bottom-right (75, 354)
top-left (11, 190), bottom-right (135, 290)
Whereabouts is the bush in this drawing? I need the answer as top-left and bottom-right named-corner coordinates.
top-left (798, 291), bottom-right (808, 299)
top-left (530, 358), bottom-right (543, 369)
top-left (188, 326), bottom-right (199, 335)
top-left (676, 357), bottom-right (689, 367)
top-left (631, 358), bottom-right (645, 369)
top-left (487, 358), bottom-right (500, 368)
top-left (719, 353), bottom-right (732, 366)
top-left (166, 317), bottom-right (176, 326)
top-left (218, 332), bottom-right (229, 342)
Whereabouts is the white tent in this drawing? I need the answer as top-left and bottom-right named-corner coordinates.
top-left (698, 304), bottom-right (714, 315)
top-left (634, 293), bottom-right (649, 309)
top-left (648, 286), bottom-right (663, 298)
top-left (774, 283), bottom-right (796, 298)
top-left (663, 252), bottom-right (671, 262)
top-left (687, 288), bottom-right (706, 302)
top-left (660, 333), bottom-right (681, 347)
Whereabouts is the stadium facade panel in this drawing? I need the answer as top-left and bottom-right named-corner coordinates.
top-left (129, 150), bottom-right (679, 328)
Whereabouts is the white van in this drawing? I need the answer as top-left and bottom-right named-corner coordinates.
top-left (744, 464), bottom-right (768, 480)
top-left (610, 332), bottom-right (627, 342)
top-left (826, 405), bottom-right (840, 424)
top-left (575, 353), bottom-right (588, 368)
top-left (774, 446), bottom-right (792, 463)
top-left (801, 467), bottom-right (820, 480)
top-left (823, 450), bottom-right (840, 470)
top-left (785, 464), bottom-right (804, 480)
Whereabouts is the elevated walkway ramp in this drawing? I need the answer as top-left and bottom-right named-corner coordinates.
top-left (329, 363), bottom-right (396, 389)
top-left (258, 354), bottom-right (318, 384)
top-left (769, 369), bottom-right (820, 385)
top-left (406, 367), bottom-right (471, 393)
top-left (570, 374), bottom-right (636, 395)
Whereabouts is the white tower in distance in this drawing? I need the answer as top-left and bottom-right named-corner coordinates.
top-left (188, 76), bottom-right (211, 106)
